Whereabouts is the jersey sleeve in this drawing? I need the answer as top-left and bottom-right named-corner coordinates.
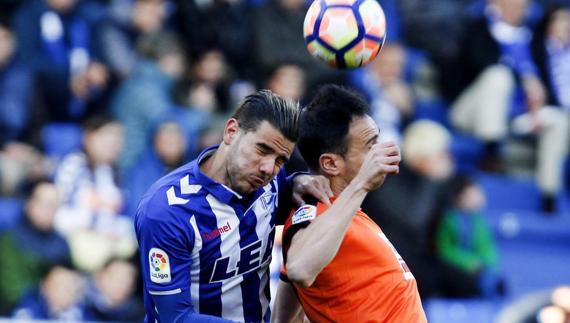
top-left (281, 196), bottom-right (324, 265)
top-left (136, 197), bottom-right (194, 293)
top-left (136, 192), bottom-right (213, 321)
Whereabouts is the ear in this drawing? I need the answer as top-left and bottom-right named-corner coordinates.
top-left (319, 153), bottom-right (343, 177)
top-left (223, 119), bottom-right (240, 145)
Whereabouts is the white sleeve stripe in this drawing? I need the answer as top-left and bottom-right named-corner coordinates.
top-left (148, 288), bottom-right (182, 295)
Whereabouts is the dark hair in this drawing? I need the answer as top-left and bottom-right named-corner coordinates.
top-left (449, 175), bottom-right (475, 205)
top-left (298, 85), bottom-right (370, 171)
top-left (136, 32), bottom-right (184, 61)
top-left (82, 115), bottom-right (117, 133)
top-left (21, 178), bottom-right (54, 201)
top-left (231, 89), bottom-right (300, 142)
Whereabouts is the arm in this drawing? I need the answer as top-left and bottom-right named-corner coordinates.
top-left (271, 280), bottom-right (304, 323)
top-left (435, 213), bottom-right (482, 273)
top-left (152, 293), bottom-right (235, 323)
top-left (474, 215), bottom-right (498, 268)
top-left (135, 197), bottom-right (236, 323)
top-left (275, 170), bottom-right (333, 225)
top-left (286, 142), bottom-right (400, 288)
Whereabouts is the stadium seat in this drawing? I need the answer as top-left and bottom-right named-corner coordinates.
top-left (425, 298), bottom-right (501, 323)
top-left (484, 210), bottom-right (570, 298)
top-left (451, 134), bottom-right (484, 174)
top-left (476, 173), bottom-right (540, 211)
top-left (41, 122), bottom-right (83, 158)
top-left (0, 198), bottom-right (23, 231)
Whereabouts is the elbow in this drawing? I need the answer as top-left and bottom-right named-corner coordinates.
top-left (286, 262), bottom-right (316, 289)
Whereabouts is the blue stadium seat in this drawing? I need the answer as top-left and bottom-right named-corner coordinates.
top-left (451, 134), bottom-right (484, 174)
top-left (41, 122), bottom-right (83, 158)
top-left (425, 298), bottom-right (501, 323)
top-left (484, 210), bottom-right (570, 298)
top-left (0, 198), bottom-right (23, 231)
top-left (476, 173), bottom-right (540, 211)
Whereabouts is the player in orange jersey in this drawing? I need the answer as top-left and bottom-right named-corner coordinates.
top-left (272, 85), bottom-right (427, 323)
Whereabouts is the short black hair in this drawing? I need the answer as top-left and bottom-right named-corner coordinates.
top-left (298, 85), bottom-right (370, 171)
top-left (21, 178), bottom-right (54, 201)
top-left (449, 175), bottom-right (476, 205)
top-left (231, 89), bottom-right (300, 142)
top-left (82, 115), bottom-right (117, 133)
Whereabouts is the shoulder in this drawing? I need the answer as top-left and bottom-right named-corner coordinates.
top-left (55, 152), bottom-right (88, 181)
top-left (135, 161), bottom-right (205, 231)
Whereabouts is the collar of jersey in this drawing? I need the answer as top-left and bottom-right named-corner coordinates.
top-left (192, 145), bottom-right (242, 204)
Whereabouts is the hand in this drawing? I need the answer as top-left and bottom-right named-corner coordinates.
top-left (292, 174), bottom-right (334, 206)
top-left (354, 142), bottom-right (401, 192)
top-left (522, 76), bottom-right (546, 113)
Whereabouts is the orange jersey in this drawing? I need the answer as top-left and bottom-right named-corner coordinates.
top-left (281, 200), bottom-right (427, 323)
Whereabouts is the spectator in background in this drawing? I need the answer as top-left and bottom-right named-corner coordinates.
top-left (84, 258), bottom-right (145, 322)
top-left (266, 63), bottom-right (306, 102)
top-left (435, 176), bottom-right (504, 298)
top-left (12, 0), bottom-right (110, 122)
top-left (351, 42), bottom-right (415, 144)
top-left (496, 285), bottom-right (570, 323)
top-left (266, 62), bottom-right (308, 174)
top-left (53, 116), bottom-right (136, 272)
top-left (174, 0), bottom-right (254, 78)
top-left (537, 286), bottom-right (570, 323)
top-left (12, 265), bottom-right (86, 321)
top-left (124, 119), bottom-right (188, 217)
top-left (0, 21), bottom-right (34, 144)
top-left (362, 120), bottom-right (458, 297)
top-left (253, 0), bottom-right (343, 88)
top-left (0, 142), bottom-right (51, 197)
top-left (112, 31), bottom-right (186, 173)
top-left (449, 0), bottom-right (569, 213)
top-left (96, 0), bottom-right (167, 80)
top-left (188, 50), bottom-right (233, 114)
top-left (532, 4), bottom-right (570, 111)
top-left (0, 180), bottom-right (70, 315)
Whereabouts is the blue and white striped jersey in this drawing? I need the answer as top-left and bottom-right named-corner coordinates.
top-left (135, 146), bottom-right (292, 323)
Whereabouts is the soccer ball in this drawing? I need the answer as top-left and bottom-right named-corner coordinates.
top-left (303, 0), bottom-right (386, 69)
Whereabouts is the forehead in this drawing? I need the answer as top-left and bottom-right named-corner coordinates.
top-left (348, 116), bottom-right (378, 142)
top-left (245, 121), bottom-right (295, 156)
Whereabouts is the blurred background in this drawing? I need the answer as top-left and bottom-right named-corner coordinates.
top-left (0, 0), bottom-right (569, 322)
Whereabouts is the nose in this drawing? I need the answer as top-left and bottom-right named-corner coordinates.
top-left (259, 158), bottom-right (276, 177)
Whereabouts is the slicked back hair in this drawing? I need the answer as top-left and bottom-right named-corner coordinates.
top-left (231, 90), bottom-right (300, 142)
top-left (298, 85), bottom-right (370, 172)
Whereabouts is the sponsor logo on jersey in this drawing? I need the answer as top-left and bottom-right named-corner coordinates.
top-left (202, 221), bottom-right (233, 241)
top-left (209, 239), bottom-right (272, 283)
top-left (149, 248), bottom-right (171, 283)
top-left (292, 204), bottom-right (317, 225)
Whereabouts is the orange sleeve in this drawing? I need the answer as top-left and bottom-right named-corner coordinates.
top-left (281, 203), bottom-right (327, 271)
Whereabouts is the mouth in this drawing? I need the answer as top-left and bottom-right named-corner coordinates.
top-left (249, 175), bottom-right (266, 187)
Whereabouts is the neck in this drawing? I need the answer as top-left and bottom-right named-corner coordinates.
top-left (200, 145), bottom-right (230, 186)
top-left (329, 176), bottom-right (349, 197)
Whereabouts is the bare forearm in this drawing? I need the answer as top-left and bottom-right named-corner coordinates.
top-left (286, 180), bottom-right (367, 287)
top-left (272, 281), bottom-right (304, 323)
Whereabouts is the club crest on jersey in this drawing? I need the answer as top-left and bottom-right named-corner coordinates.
top-left (261, 192), bottom-right (274, 211)
top-left (292, 204), bottom-right (317, 225)
top-left (149, 248), bottom-right (171, 283)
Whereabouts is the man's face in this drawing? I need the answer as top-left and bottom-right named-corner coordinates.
top-left (226, 121), bottom-right (294, 195)
top-left (27, 183), bottom-right (60, 232)
top-left (84, 123), bottom-right (124, 165)
top-left (0, 26), bottom-right (15, 67)
top-left (495, 0), bottom-right (529, 26)
top-left (341, 116), bottom-right (379, 182)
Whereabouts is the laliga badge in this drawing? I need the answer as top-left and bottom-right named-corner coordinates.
top-left (292, 204), bottom-right (317, 225)
top-left (149, 248), bottom-right (171, 284)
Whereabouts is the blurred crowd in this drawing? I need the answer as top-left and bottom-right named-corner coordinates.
top-left (0, 0), bottom-right (569, 321)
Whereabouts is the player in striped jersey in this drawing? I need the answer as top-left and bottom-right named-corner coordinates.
top-left (134, 90), bottom-right (332, 322)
